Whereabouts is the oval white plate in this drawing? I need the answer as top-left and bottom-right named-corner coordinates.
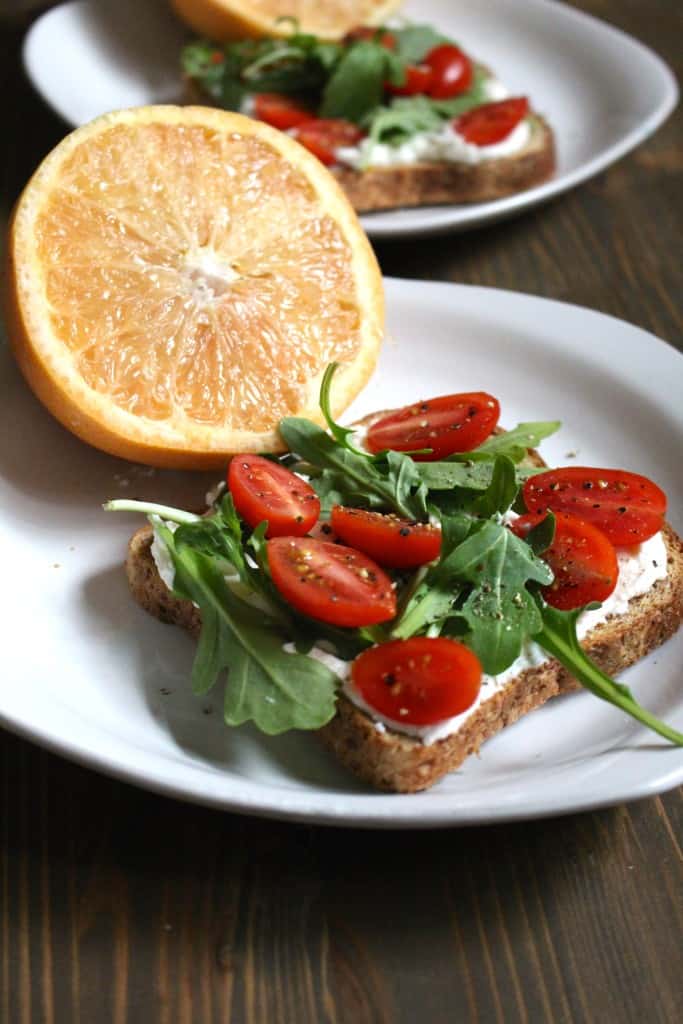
top-left (23, 0), bottom-right (678, 239)
top-left (1, 279), bottom-right (682, 827)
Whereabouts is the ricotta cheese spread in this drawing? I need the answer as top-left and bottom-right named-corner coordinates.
top-left (334, 77), bottom-right (532, 170)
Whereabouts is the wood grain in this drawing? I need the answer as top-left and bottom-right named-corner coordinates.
top-left (1, 2), bottom-right (682, 1022)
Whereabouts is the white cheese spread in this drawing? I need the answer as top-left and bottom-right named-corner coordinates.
top-left (150, 520), bottom-right (177, 591)
top-left (334, 76), bottom-right (531, 170)
top-left (335, 118), bottom-right (531, 170)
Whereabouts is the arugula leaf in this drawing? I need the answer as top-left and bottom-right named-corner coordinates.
top-left (279, 417), bottom-right (428, 520)
top-left (362, 67), bottom-right (489, 149)
top-left (173, 494), bottom-right (249, 583)
top-left (318, 362), bottom-right (371, 457)
top-left (392, 24), bottom-right (452, 63)
top-left (446, 521), bottom-right (553, 674)
top-left (159, 524), bottom-right (339, 733)
top-left (537, 603), bottom-right (683, 746)
top-left (391, 512), bottom-right (473, 639)
top-left (525, 512), bottom-right (556, 556)
top-left (474, 421), bottom-right (561, 462)
top-left (470, 455), bottom-right (518, 518)
top-left (320, 40), bottom-right (395, 122)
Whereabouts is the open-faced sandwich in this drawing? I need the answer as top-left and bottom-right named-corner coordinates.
top-left (108, 366), bottom-right (683, 792)
top-left (182, 21), bottom-right (556, 212)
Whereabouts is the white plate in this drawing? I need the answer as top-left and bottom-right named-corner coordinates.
top-left (23, 0), bottom-right (678, 239)
top-left (1, 279), bottom-right (682, 827)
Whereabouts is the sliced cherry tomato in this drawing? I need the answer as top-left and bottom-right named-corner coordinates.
top-left (386, 63), bottom-right (434, 96)
top-left (331, 506), bottom-right (441, 568)
top-left (291, 118), bottom-right (364, 165)
top-left (424, 44), bottom-right (473, 99)
top-left (365, 392), bottom-right (500, 461)
top-left (351, 637), bottom-right (482, 725)
top-left (511, 511), bottom-right (618, 611)
top-left (267, 537), bottom-right (396, 627)
top-left (344, 26), bottom-right (396, 49)
top-left (253, 93), bottom-right (312, 130)
top-left (455, 97), bottom-right (530, 146)
top-left (209, 51), bottom-right (224, 65)
top-left (228, 455), bottom-right (319, 538)
top-left (522, 467), bottom-right (666, 546)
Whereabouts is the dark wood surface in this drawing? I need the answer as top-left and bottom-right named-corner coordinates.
top-left (1, 2), bottom-right (682, 1022)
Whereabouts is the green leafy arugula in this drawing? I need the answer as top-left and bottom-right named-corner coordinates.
top-left (537, 603), bottom-right (683, 745)
top-left (392, 24), bottom-right (452, 63)
top-left (320, 40), bottom-right (404, 122)
top-left (279, 417), bottom-right (429, 520)
top-left (473, 421), bottom-right (561, 462)
top-left (444, 520), bottom-right (553, 674)
top-left (157, 522), bottom-right (338, 733)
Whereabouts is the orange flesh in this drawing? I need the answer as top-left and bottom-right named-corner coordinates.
top-left (34, 123), bottom-right (362, 432)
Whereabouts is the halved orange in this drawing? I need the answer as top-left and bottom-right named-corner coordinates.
top-left (170, 0), bottom-right (403, 42)
top-left (5, 105), bottom-right (383, 468)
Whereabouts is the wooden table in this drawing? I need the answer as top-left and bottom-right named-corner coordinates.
top-left (1, 3), bottom-right (681, 1021)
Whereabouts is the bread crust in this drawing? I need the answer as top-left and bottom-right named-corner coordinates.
top-left (124, 517), bottom-right (683, 794)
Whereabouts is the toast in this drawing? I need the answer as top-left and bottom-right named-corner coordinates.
top-left (123, 490), bottom-right (683, 793)
top-left (331, 115), bottom-right (555, 212)
top-left (182, 38), bottom-right (556, 214)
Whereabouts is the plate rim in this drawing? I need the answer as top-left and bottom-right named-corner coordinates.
top-left (1, 278), bottom-right (682, 828)
top-left (22, 0), bottom-right (679, 241)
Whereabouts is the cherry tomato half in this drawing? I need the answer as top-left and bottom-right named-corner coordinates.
top-left (253, 93), bottom-right (312, 130)
top-left (267, 537), bottom-right (396, 627)
top-left (386, 63), bottom-right (434, 96)
top-left (344, 26), bottom-right (396, 49)
top-left (455, 97), bottom-right (529, 146)
top-left (365, 392), bottom-right (500, 460)
top-left (511, 511), bottom-right (618, 611)
top-left (292, 118), bottom-right (364, 165)
top-left (522, 467), bottom-right (666, 546)
top-left (424, 44), bottom-right (473, 99)
top-left (351, 637), bottom-right (482, 725)
top-left (331, 506), bottom-right (441, 568)
top-left (228, 455), bottom-right (320, 538)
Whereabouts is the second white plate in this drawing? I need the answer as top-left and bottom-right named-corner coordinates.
top-left (23, 0), bottom-right (678, 239)
top-left (1, 279), bottom-right (682, 827)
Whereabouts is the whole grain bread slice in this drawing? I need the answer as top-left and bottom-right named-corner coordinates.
top-left (123, 513), bottom-right (683, 794)
top-left (331, 115), bottom-right (555, 212)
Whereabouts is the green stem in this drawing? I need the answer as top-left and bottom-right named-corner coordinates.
top-left (537, 622), bottom-right (683, 746)
top-left (103, 499), bottom-right (201, 525)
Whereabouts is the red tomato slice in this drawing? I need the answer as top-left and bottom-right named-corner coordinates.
top-left (228, 455), bottom-right (320, 538)
top-left (292, 119), bottom-right (364, 165)
top-left (351, 637), bottom-right (482, 725)
top-left (511, 511), bottom-right (618, 611)
top-left (344, 26), bottom-right (396, 49)
top-left (331, 506), bottom-right (441, 568)
top-left (267, 537), bottom-right (396, 627)
top-left (455, 97), bottom-right (530, 146)
top-left (253, 93), bottom-right (312, 130)
top-left (386, 63), bottom-right (434, 96)
top-left (365, 392), bottom-right (500, 460)
top-left (424, 44), bottom-right (473, 99)
top-left (523, 467), bottom-right (666, 546)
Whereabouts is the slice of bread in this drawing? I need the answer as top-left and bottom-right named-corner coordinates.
top-left (183, 77), bottom-right (555, 212)
top-left (332, 115), bottom-right (555, 212)
top-left (123, 508), bottom-right (683, 793)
